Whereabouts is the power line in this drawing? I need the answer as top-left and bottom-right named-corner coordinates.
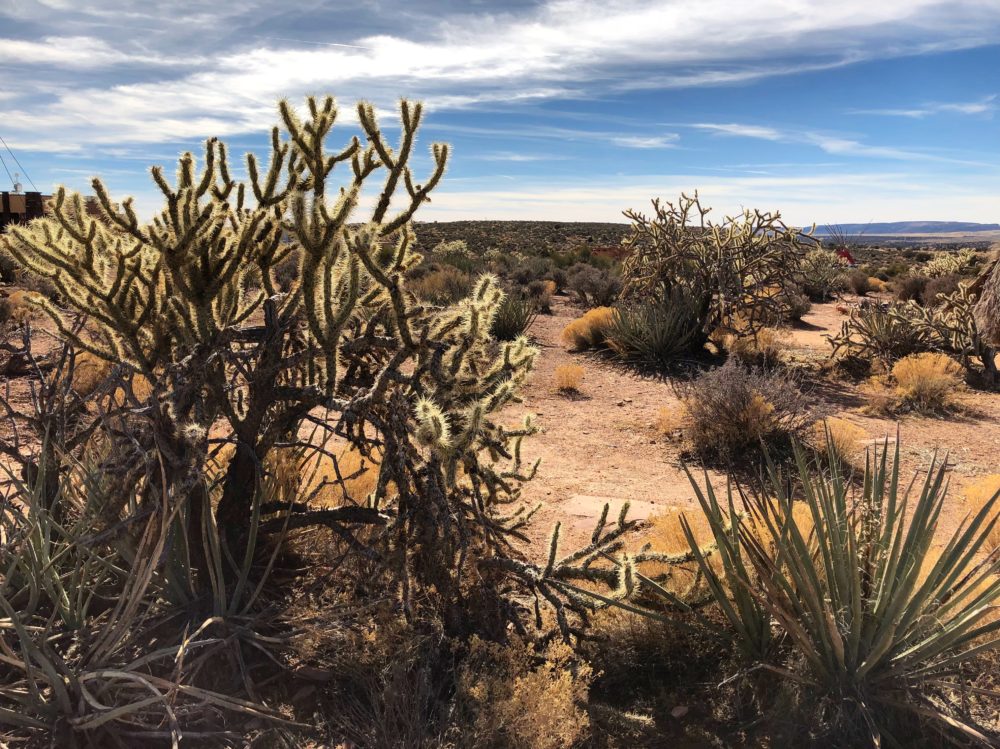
top-left (0, 151), bottom-right (13, 187)
top-left (0, 135), bottom-right (37, 191)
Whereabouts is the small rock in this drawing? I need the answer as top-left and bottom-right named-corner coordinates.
top-left (670, 705), bottom-right (689, 719)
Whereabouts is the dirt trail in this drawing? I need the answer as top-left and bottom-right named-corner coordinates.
top-left (514, 296), bottom-right (1000, 554)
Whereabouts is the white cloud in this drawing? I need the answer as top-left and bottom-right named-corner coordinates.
top-left (850, 95), bottom-right (997, 117)
top-left (691, 123), bottom-right (785, 140)
top-left (4, 0), bottom-right (1000, 150)
top-left (0, 35), bottom-right (198, 68)
top-left (611, 135), bottom-right (679, 148)
top-left (419, 171), bottom-right (1000, 224)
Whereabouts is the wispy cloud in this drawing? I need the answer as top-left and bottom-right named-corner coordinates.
top-left (690, 123), bottom-right (784, 140)
top-left (850, 95), bottom-right (997, 118)
top-left (611, 135), bottom-right (680, 149)
top-left (686, 121), bottom-right (989, 165)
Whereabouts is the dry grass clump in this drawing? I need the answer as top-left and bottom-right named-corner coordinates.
top-left (561, 306), bottom-right (614, 350)
top-left (409, 265), bottom-right (473, 304)
top-left (456, 637), bottom-right (592, 749)
top-left (860, 375), bottom-right (899, 416)
top-left (892, 352), bottom-right (963, 412)
top-left (680, 360), bottom-right (811, 461)
top-left (654, 405), bottom-right (684, 437)
top-left (810, 417), bottom-right (867, 466)
top-left (554, 363), bottom-right (584, 392)
top-left (723, 327), bottom-right (786, 367)
top-left (861, 353), bottom-right (964, 415)
top-left (964, 474), bottom-right (1000, 552)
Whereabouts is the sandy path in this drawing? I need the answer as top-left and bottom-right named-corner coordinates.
top-left (513, 295), bottom-right (1000, 555)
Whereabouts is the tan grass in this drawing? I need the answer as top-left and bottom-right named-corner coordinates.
top-left (560, 306), bottom-right (614, 350)
top-left (654, 405), bottom-right (684, 437)
top-left (457, 636), bottom-right (592, 749)
top-left (810, 417), bottom-right (867, 466)
top-left (554, 363), bottom-right (584, 392)
top-left (725, 327), bottom-right (786, 366)
top-left (892, 352), bottom-right (963, 412)
top-left (963, 474), bottom-right (1000, 552)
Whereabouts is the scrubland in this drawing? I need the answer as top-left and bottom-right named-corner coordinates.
top-left (2, 96), bottom-right (1000, 748)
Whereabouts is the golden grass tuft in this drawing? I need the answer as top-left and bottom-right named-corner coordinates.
top-left (892, 352), bottom-right (963, 413)
top-left (560, 306), bottom-right (614, 350)
top-left (810, 417), bottom-right (867, 466)
top-left (963, 474), bottom-right (1000, 552)
top-left (554, 363), bottom-right (584, 392)
top-left (654, 405), bottom-right (684, 437)
top-left (724, 327), bottom-right (786, 367)
top-left (208, 443), bottom-right (385, 508)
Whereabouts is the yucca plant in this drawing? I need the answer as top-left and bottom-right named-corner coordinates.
top-left (682, 437), bottom-right (1000, 745)
top-left (605, 291), bottom-right (702, 367)
top-left (0, 455), bottom-right (290, 745)
top-left (490, 291), bottom-right (538, 341)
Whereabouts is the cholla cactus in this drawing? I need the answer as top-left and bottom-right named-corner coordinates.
top-left (621, 192), bottom-right (818, 341)
top-left (1, 96), bottom-right (567, 630)
top-left (828, 283), bottom-right (997, 385)
top-left (921, 247), bottom-right (978, 278)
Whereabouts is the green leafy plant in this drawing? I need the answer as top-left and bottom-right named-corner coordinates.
top-left (681, 439), bottom-right (1000, 745)
top-left (604, 291), bottom-right (703, 367)
top-left (491, 292), bottom-right (539, 341)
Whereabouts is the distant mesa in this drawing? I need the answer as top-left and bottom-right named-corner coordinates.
top-left (814, 221), bottom-right (1000, 235)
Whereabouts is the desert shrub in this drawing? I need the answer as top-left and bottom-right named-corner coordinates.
top-left (545, 267), bottom-right (568, 293)
top-left (847, 268), bottom-right (872, 296)
top-left (526, 278), bottom-right (554, 313)
top-left (895, 274), bottom-right (928, 303)
top-left (491, 292), bottom-right (538, 341)
top-left (431, 239), bottom-right (482, 274)
top-left (783, 290), bottom-right (812, 322)
top-left (509, 255), bottom-right (553, 286)
top-left (272, 247), bottom-right (300, 291)
top-left (828, 303), bottom-right (931, 367)
top-left (723, 327), bottom-right (785, 368)
top-left (567, 263), bottom-right (621, 307)
top-left (810, 417), bottom-right (866, 467)
top-left (664, 440), bottom-right (1000, 744)
top-left (0, 94), bottom-right (650, 745)
top-left (798, 249), bottom-right (846, 301)
top-left (621, 193), bottom-right (817, 344)
top-left (411, 265), bottom-right (474, 305)
top-left (679, 360), bottom-right (811, 461)
top-left (604, 292), bottom-right (703, 367)
top-left (554, 363), bottom-right (584, 392)
top-left (892, 352), bottom-right (963, 412)
top-left (561, 306), bottom-right (615, 350)
top-left (455, 637), bottom-right (592, 749)
top-left (922, 273), bottom-right (961, 306)
top-left (964, 475), bottom-right (1000, 552)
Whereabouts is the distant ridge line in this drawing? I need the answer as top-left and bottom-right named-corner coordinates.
top-left (814, 221), bottom-right (1000, 235)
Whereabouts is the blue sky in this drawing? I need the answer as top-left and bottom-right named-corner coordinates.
top-left (1, 0), bottom-right (999, 225)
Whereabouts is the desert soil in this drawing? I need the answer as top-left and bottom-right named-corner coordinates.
top-left (513, 296), bottom-right (1000, 555)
